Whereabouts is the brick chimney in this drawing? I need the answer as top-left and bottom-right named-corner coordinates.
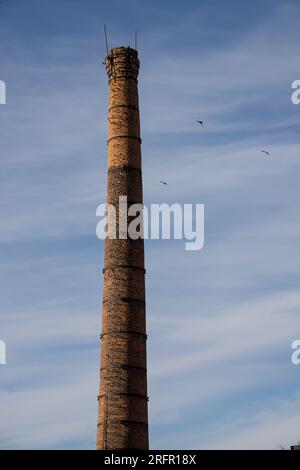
top-left (96, 46), bottom-right (149, 450)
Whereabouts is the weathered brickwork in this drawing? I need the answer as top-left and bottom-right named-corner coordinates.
top-left (96, 47), bottom-right (149, 450)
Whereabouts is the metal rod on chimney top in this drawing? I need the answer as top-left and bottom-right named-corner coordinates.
top-left (104, 24), bottom-right (109, 57)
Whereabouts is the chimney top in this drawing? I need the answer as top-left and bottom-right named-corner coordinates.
top-left (107, 46), bottom-right (138, 57)
top-left (104, 46), bottom-right (140, 81)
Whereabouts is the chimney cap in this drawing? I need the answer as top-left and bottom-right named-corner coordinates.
top-left (106, 46), bottom-right (138, 57)
top-left (104, 46), bottom-right (140, 80)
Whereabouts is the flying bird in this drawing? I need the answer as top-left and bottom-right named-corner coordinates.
top-left (261, 149), bottom-right (271, 157)
top-left (160, 180), bottom-right (168, 186)
top-left (195, 120), bottom-right (204, 127)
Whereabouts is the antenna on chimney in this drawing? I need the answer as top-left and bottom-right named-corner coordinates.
top-left (135, 31), bottom-right (137, 50)
top-left (104, 24), bottom-right (109, 57)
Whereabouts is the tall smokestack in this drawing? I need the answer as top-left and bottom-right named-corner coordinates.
top-left (96, 47), bottom-right (149, 450)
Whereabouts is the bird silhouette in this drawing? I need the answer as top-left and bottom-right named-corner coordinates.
top-left (160, 180), bottom-right (168, 186)
top-left (195, 120), bottom-right (204, 127)
top-left (261, 149), bottom-right (271, 157)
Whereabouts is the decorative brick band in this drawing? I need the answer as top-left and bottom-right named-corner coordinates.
top-left (98, 392), bottom-right (148, 400)
top-left (107, 135), bottom-right (142, 145)
top-left (103, 265), bottom-right (146, 274)
top-left (100, 364), bottom-right (147, 371)
top-left (109, 104), bottom-right (139, 113)
top-left (107, 165), bottom-right (141, 174)
top-left (97, 420), bottom-right (148, 428)
top-left (102, 296), bottom-right (145, 305)
top-left (109, 75), bottom-right (138, 84)
top-left (100, 331), bottom-right (147, 339)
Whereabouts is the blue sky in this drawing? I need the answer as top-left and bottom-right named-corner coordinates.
top-left (1, 0), bottom-right (300, 449)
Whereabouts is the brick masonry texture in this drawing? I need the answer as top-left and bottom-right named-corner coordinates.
top-left (96, 47), bottom-right (149, 450)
